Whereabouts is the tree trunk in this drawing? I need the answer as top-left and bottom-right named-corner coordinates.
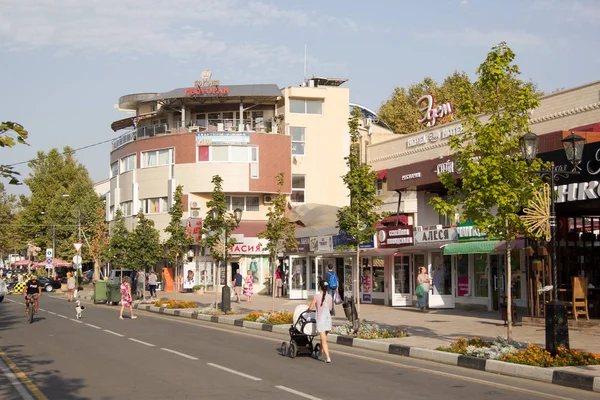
top-left (271, 257), bottom-right (275, 313)
top-left (505, 220), bottom-right (513, 342)
top-left (93, 259), bottom-right (101, 281)
top-left (355, 246), bottom-right (361, 319)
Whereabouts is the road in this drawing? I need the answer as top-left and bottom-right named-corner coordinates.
top-left (0, 295), bottom-right (598, 400)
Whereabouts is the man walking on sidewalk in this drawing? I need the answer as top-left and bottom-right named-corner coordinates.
top-left (232, 269), bottom-right (243, 303)
top-left (325, 264), bottom-right (338, 316)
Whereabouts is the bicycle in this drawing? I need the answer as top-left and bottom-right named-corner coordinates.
top-left (26, 294), bottom-right (39, 324)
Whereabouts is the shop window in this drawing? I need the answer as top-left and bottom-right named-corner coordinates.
top-left (394, 255), bottom-right (410, 294)
top-left (372, 257), bottom-right (385, 293)
top-left (510, 253), bottom-right (521, 300)
top-left (120, 154), bottom-right (136, 173)
top-left (431, 254), bottom-right (452, 296)
top-left (110, 161), bottom-right (119, 178)
top-left (291, 175), bottom-right (306, 203)
top-left (474, 254), bottom-right (488, 298)
top-left (290, 127), bottom-right (306, 155)
top-left (456, 254), bottom-right (469, 296)
top-left (289, 99), bottom-right (323, 115)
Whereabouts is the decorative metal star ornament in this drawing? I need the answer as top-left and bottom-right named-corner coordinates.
top-left (520, 183), bottom-right (551, 241)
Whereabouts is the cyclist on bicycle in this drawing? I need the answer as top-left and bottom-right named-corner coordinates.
top-left (24, 275), bottom-right (42, 315)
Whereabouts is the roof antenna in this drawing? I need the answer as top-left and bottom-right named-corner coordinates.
top-left (303, 44), bottom-right (307, 84)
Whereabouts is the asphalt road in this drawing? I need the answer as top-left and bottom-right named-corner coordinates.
top-left (0, 295), bottom-right (598, 400)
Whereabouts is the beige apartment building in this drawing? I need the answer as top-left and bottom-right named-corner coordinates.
top-left (105, 74), bottom-right (395, 293)
top-left (365, 80), bottom-right (600, 314)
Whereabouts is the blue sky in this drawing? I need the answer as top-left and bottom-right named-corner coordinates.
top-left (1, 0), bottom-right (599, 196)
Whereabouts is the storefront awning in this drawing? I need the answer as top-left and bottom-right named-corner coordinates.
top-left (443, 240), bottom-right (500, 255)
top-left (376, 169), bottom-right (388, 180)
top-left (380, 214), bottom-right (408, 225)
top-left (494, 239), bottom-right (526, 252)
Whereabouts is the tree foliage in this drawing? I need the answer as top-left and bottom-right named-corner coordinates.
top-left (201, 175), bottom-right (236, 261)
top-left (0, 121), bottom-right (29, 184)
top-left (108, 208), bottom-right (129, 269)
top-left (127, 210), bottom-right (161, 271)
top-left (258, 172), bottom-right (298, 262)
top-left (88, 206), bottom-right (109, 280)
top-left (163, 185), bottom-right (193, 266)
top-left (0, 183), bottom-right (19, 258)
top-left (18, 147), bottom-right (104, 263)
top-left (337, 107), bottom-right (383, 246)
top-left (429, 42), bottom-right (543, 242)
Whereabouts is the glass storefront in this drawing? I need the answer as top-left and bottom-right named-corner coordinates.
top-left (474, 254), bottom-right (488, 298)
top-left (456, 254), bottom-right (469, 297)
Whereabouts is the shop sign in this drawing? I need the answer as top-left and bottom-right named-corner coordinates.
top-left (297, 237), bottom-right (310, 253)
top-left (457, 276), bottom-right (469, 296)
top-left (414, 227), bottom-right (457, 244)
top-left (185, 87), bottom-right (229, 96)
top-left (436, 160), bottom-right (454, 175)
top-left (229, 238), bottom-right (268, 255)
top-left (401, 172), bottom-right (421, 181)
top-left (184, 218), bottom-right (203, 243)
top-left (309, 236), bottom-right (333, 253)
top-left (417, 94), bottom-right (453, 127)
top-left (457, 222), bottom-right (487, 242)
top-left (377, 226), bottom-right (414, 248)
top-left (196, 133), bottom-right (249, 145)
top-left (333, 232), bottom-right (374, 249)
top-left (406, 124), bottom-right (463, 148)
top-left (555, 180), bottom-right (600, 203)
top-left (193, 69), bottom-right (220, 87)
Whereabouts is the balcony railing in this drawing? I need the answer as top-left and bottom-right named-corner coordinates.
top-left (111, 119), bottom-right (276, 151)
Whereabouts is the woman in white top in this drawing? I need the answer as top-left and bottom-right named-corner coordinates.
top-left (308, 280), bottom-right (333, 363)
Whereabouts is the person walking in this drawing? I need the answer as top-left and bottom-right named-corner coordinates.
top-left (308, 280), bottom-right (332, 363)
top-left (119, 276), bottom-right (137, 320)
top-left (275, 266), bottom-right (283, 298)
top-left (136, 269), bottom-right (145, 299)
top-left (148, 270), bottom-right (157, 299)
top-left (232, 268), bottom-right (243, 303)
top-left (416, 266), bottom-right (431, 312)
top-left (324, 264), bottom-right (338, 316)
top-left (243, 270), bottom-right (254, 303)
top-left (66, 272), bottom-right (76, 302)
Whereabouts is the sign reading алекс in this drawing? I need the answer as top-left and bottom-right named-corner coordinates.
top-left (377, 226), bottom-right (414, 248)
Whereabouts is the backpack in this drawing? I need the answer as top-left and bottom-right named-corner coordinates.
top-left (327, 271), bottom-right (338, 289)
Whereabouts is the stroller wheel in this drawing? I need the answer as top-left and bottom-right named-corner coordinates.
top-left (313, 343), bottom-right (321, 358)
top-left (289, 340), bottom-right (298, 358)
top-left (280, 342), bottom-right (288, 357)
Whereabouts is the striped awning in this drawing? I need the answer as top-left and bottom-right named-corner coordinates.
top-left (443, 240), bottom-right (500, 255)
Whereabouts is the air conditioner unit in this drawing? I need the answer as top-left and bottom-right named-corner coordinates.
top-left (190, 201), bottom-right (200, 209)
top-left (414, 226), bottom-right (423, 232)
top-left (264, 194), bottom-right (274, 204)
top-left (191, 210), bottom-right (201, 218)
top-left (436, 224), bottom-right (443, 230)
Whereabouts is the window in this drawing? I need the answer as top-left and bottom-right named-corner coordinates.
top-left (456, 254), bottom-right (469, 297)
top-left (196, 146), bottom-right (258, 164)
top-left (140, 197), bottom-right (168, 214)
top-left (289, 99), bottom-right (322, 115)
top-left (110, 162), bottom-right (119, 178)
top-left (250, 147), bottom-right (259, 179)
top-left (120, 154), bottom-right (136, 173)
top-left (120, 201), bottom-right (133, 217)
top-left (230, 146), bottom-right (248, 162)
top-left (198, 146), bottom-right (209, 162)
top-left (375, 179), bottom-right (383, 196)
top-left (290, 127), bottom-right (306, 155)
top-left (109, 206), bottom-right (115, 221)
top-left (474, 255), bottom-right (488, 298)
top-left (225, 196), bottom-right (260, 212)
top-left (212, 146), bottom-right (229, 161)
top-left (142, 149), bottom-right (173, 168)
top-left (291, 175), bottom-right (306, 203)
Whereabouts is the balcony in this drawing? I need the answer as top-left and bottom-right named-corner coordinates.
top-left (111, 118), bottom-right (277, 151)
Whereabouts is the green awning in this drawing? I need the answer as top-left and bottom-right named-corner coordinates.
top-left (443, 240), bottom-right (501, 255)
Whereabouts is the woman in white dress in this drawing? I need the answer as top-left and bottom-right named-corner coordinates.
top-left (308, 280), bottom-right (333, 363)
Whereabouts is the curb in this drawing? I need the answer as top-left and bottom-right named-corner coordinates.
top-left (77, 294), bottom-right (599, 393)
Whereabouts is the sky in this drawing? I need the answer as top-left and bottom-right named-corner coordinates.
top-left (1, 0), bottom-right (599, 197)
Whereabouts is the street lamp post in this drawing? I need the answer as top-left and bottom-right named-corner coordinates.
top-left (519, 131), bottom-right (585, 355)
top-left (212, 208), bottom-right (243, 313)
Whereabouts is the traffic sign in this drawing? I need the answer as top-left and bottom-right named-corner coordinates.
top-left (72, 255), bottom-right (82, 264)
top-left (46, 258), bottom-right (53, 265)
top-left (73, 242), bottom-right (83, 252)
top-left (46, 248), bottom-right (53, 258)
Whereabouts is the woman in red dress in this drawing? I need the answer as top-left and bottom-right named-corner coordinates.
top-left (119, 276), bottom-right (137, 320)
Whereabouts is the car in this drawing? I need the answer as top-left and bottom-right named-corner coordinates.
top-left (38, 277), bottom-right (62, 292)
top-left (0, 279), bottom-right (7, 302)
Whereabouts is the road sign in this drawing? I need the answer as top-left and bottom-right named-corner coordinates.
top-left (46, 248), bottom-right (53, 258)
top-left (72, 255), bottom-right (82, 264)
top-left (73, 242), bottom-right (83, 252)
top-left (46, 258), bottom-right (53, 265)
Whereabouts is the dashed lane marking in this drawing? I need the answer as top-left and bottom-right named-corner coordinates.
top-left (275, 385), bottom-right (323, 400)
top-left (128, 338), bottom-right (155, 347)
top-left (103, 330), bottom-right (124, 337)
top-left (69, 319), bottom-right (83, 324)
top-left (161, 348), bottom-right (199, 360)
top-left (207, 363), bottom-right (262, 381)
top-left (84, 323), bottom-right (102, 330)
top-left (57, 314), bottom-right (68, 319)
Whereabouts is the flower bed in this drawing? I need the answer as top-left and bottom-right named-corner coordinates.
top-left (242, 311), bottom-right (293, 325)
top-left (332, 320), bottom-right (408, 340)
top-left (154, 300), bottom-right (197, 309)
top-left (437, 337), bottom-right (600, 367)
top-left (196, 302), bottom-right (240, 315)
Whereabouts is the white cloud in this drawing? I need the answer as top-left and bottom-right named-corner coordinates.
top-left (460, 0), bottom-right (468, 6)
top-left (414, 28), bottom-right (548, 50)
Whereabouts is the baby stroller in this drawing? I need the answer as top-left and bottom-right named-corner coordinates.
top-left (280, 305), bottom-right (321, 358)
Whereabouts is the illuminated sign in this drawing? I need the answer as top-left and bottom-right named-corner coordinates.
top-left (436, 161), bottom-right (454, 175)
top-left (417, 94), bottom-right (453, 126)
top-left (377, 226), bottom-right (414, 248)
top-left (185, 87), bottom-right (229, 96)
top-left (402, 172), bottom-right (421, 181)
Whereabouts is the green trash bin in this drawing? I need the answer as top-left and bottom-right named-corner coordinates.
top-left (107, 283), bottom-right (122, 305)
top-left (93, 280), bottom-right (108, 304)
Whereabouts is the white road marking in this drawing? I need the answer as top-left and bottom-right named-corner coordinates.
top-left (0, 355), bottom-right (35, 400)
top-left (84, 323), bottom-right (102, 330)
top-left (207, 363), bottom-right (262, 381)
top-left (128, 338), bottom-right (155, 347)
top-left (57, 314), bottom-right (68, 319)
top-left (161, 348), bottom-right (199, 360)
top-left (70, 318), bottom-right (83, 324)
top-left (47, 311), bottom-right (57, 315)
top-left (275, 385), bottom-right (323, 400)
top-left (38, 308), bottom-right (46, 312)
top-left (103, 330), bottom-right (124, 337)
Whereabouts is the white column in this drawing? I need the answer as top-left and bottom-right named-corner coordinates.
top-left (181, 105), bottom-right (186, 128)
top-left (239, 102), bottom-right (244, 131)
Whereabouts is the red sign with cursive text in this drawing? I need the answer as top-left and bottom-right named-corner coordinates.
top-left (185, 87), bottom-right (229, 96)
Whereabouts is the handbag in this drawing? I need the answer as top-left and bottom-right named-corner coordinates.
top-left (416, 284), bottom-right (425, 298)
top-left (334, 291), bottom-right (343, 305)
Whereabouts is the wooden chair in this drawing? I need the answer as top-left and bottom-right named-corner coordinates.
top-left (565, 277), bottom-right (589, 320)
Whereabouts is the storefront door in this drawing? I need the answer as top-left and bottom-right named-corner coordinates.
top-left (429, 252), bottom-right (455, 309)
top-left (391, 255), bottom-right (411, 306)
top-left (289, 256), bottom-right (307, 299)
top-left (490, 254), bottom-right (505, 311)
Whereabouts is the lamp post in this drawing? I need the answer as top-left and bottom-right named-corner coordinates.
top-left (212, 207), bottom-right (243, 313)
top-left (519, 131), bottom-right (585, 355)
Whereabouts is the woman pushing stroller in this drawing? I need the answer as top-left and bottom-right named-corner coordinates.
top-left (308, 280), bottom-right (332, 363)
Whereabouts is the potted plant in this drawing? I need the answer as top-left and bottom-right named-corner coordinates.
top-left (192, 285), bottom-right (203, 295)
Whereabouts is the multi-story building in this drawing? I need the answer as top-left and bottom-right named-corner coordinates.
top-left (106, 73), bottom-right (395, 293)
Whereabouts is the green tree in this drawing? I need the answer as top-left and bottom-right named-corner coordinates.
top-left (200, 175), bottom-right (235, 263)
top-left (0, 121), bottom-right (29, 184)
top-left (429, 42), bottom-right (542, 341)
top-left (258, 173), bottom-right (298, 311)
top-left (163, 185), bottom-right (193, 291)
top-left (337, 107), bottom-right (383, 319)
top-left (89, 206), bottom-right (109, 281)
top-left (108, 208), bottom-right (129, 269)
top-left (0, 184), bottom-right (19, 259)
top-left (127, 210), bottom-right (161, 271)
